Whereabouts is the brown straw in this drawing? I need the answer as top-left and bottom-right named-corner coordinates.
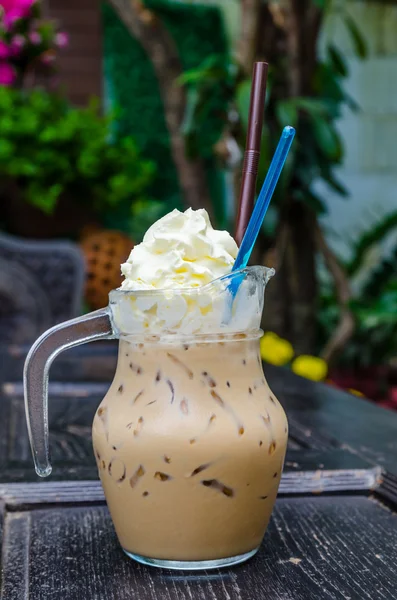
top-left (234, 62), bottom-right (269, 245)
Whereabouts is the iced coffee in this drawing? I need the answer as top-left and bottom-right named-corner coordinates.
top-left (92, 208), bottom-right (288, 568)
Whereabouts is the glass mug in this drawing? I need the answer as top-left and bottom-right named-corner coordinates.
top-left (24, 266), bottom-right (288, 570)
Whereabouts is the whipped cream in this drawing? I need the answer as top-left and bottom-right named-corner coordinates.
top-left (112, 208), bottom-right (271, 338)
top-left (120, 208), bottom-right (238, 291)
top-left (111, 273), bottom-right (267, 338)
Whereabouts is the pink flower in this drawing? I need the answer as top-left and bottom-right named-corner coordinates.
top-left (1, 0), bottom-right (34, 10)
top-left (1, 0), bottom-right (35, 30)
top-left (10, 34), bottom-right (25, 55)
top-left (55, 31), bottom-right (69, 48)
top-left (0, 40), bottom-right (10, 59)
top-left (29, 30), bottom-right (41, 45)
top-left (0, 61), bottom-right (16, 86)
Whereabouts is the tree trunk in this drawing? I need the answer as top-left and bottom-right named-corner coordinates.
top-left (262, 1), bottom-right (324, 354)
top-left (315, 223), bottom-right (355, 365)
top-left (263, 200), bottom-right (317, 354)
top-left (237, 0), bottom-right (262, 76)
top-left (108, 0), bottom-right (213, 217)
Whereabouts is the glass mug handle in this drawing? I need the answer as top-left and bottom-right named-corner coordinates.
top-left (24, 308), bottom-right (116, 477)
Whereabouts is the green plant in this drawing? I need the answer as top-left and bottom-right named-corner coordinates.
top-left (180, 4), bottom-right (367, 212)
top-left (177, 53), bottom-right (234, 161)
top-left (262, 1), bottom-right (367, 212)
top-left (318, 211), bottom-right (397, 367)
top-left (0, 87), bottom-right (155, 216)
top-left (177, 1), bottom-right (368, 355)
top-left (128, 196), bottom-right (178, 242)
top-left (103, 0), bottom-right (228, 223)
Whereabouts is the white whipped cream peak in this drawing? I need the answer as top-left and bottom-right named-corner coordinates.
top-left (120, 208), bottom-right (238, 291)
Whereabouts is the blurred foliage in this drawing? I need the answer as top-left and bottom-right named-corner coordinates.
top-left (102, 0), bottom-right (229, 233)
top-left (0, 87), bottom-right (155, 217)
top-left (177, 1), bottom-right (367, 236)
top-left (177, 53), bottom-right (234, 159)
top-left (347, 212), bottom-right (397, 276)
top-left (318, 211), bottom-right (397, 367)
top-left (128, 198), bottom-right (170, 242)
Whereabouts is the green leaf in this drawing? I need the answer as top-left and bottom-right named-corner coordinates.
top-left (8, 157), bottom-right (38, 177)
top-left (293, 97), bottom-right (330, 116)
top-left (177, 54), bottom-right (227, 86)
top-left (294, 189), bottom-right (327, 215)
top-left (177, 68), bottom-right (207, 87)
top-left (235, 79), bottom-right (252, 131)
top-left (0, 140), bottom-right (14, 160)
top-left (276, 100), bottom-right (298, 127)
top-left (27, 183), bottom-right (63, 214)
top-left (321, 170), bottom-right (349, 197)
top-left (313, 63), bottom-right (345, 104)
top-left (130, 199), bottom-right (170, 243)
top-left (310, 115), bottom-right (341, 161)
top-left (180, 88), bottom-right (201, 158)
top-left (37, 21), bottom-right (56, 44)
top-left (0, 87), bottom-right (154, 217)
top-left (344, 92), bottom-right (360, 113)
top-left (181, 88), bottom-right (200, 137)
top-left (343, 15), bottom-right (368, 59)
top-left (347, 211), bottom-right (397, 275)
top-left (327, 44), bottom-right (349, 77)
top-left (256, 124), bottom-right (272, 185)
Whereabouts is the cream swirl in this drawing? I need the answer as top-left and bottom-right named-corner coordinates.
top-left (120, 208), bottom-right (238, 291)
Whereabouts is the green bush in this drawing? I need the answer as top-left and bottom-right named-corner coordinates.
top-left (102, 0), bottom-right (229, 226)
top-left (0, 87), bottom-right (155, 216)
top-left (318, 211), bottom-right (397, 367)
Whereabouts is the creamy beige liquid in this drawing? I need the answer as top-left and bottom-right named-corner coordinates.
top-left (92, 335), bottom-right (288, 562)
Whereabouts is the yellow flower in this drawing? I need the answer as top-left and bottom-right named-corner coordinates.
top-left (292, 355), bottom-right (328, 381)
top-left (348, 388), bottom-right (364, 398)
top-left (260, 332), bottom-right (294, 366)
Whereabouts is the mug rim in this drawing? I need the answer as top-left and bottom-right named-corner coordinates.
top-left (109, 265), bottom-right (275, 301)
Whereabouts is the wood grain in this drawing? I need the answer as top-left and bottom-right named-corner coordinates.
top-left (1, 496), bottom-right (397, 600)
top-left (0, 455), bottom-right (381, 508)
top-left (266, 364), bottom-right (397, 478)
top-left (1, 346), bottom-right (397, 597)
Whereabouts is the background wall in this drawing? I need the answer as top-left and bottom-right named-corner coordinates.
top-left (319, 1), bottom-right (397, 261)
top-left (46, 0), bottom-right (102, 104)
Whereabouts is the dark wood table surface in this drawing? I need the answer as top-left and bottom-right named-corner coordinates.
top-left (1, 342), bottom-right (397, 600)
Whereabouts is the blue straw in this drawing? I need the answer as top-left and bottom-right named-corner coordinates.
top-left (233, 125), bottom-right (295, 273)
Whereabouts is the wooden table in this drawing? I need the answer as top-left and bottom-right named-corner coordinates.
top-left (1, 343), bottom-right (397, 600)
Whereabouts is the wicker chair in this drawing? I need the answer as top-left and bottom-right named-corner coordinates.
top-left (0, 233), bottom-right (85, 344)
